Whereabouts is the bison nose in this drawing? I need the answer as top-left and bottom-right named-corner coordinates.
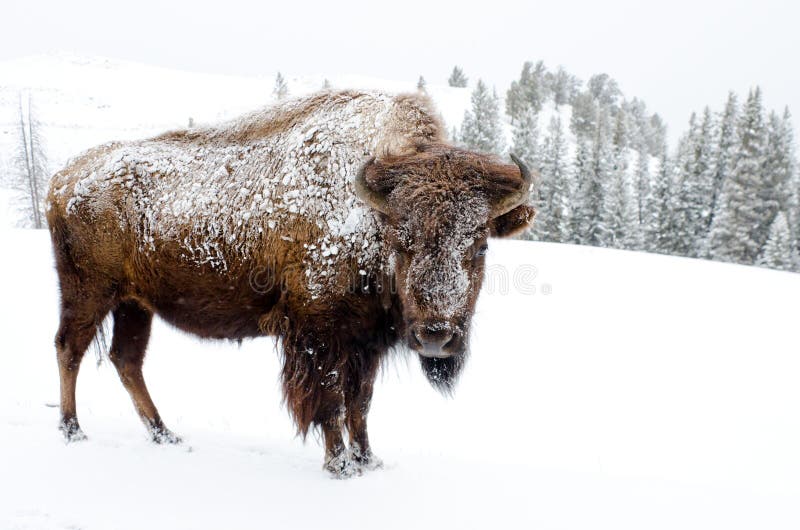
top-left (413, 322), bottom-right (454, 358)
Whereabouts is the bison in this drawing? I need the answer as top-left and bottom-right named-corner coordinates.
top-left (46, 90), bottom-right (535, 478)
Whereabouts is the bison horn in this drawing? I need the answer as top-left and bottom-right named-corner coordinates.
top-left (491, 153), bottom-right (533, 218)
top-left (354, 158), bottom-right (392, 214)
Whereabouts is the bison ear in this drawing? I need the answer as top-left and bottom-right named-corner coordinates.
top-left (489, 204), bottom-right (536, 238)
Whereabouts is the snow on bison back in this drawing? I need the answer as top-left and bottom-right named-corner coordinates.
top-left (45, 90), bottom-right (535, 478)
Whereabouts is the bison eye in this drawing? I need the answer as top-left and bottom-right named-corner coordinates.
top-left (473, 243), bottom-right (488, 259)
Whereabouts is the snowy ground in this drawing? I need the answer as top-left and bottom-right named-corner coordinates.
top-left (1, 229), bottom-right (799, 529)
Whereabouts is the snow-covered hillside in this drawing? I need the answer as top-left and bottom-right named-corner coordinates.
top-left (1, 229), bottom-right (798, 529)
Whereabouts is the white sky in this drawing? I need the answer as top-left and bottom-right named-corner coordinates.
top-left (3, 0), bottom-right (798, 140)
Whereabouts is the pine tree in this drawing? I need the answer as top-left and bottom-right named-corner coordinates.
top-left (623, 98), bottom-right (666, 157)
top-left (647, 114), bottom-right (668, 156)
top-left (535, 116), bottom-right (569, 242)
top-left (671, 112), bottom-right (699, 256)
top-left (569, 91), bottom-right (597, 139)
top-left (7, 93), bottom-right (48, 228)
top-left (273, 72), bottom-right (288, 100)
top-left (611, 107), bottom-right (629, 150)
top-left (416, 76), bottom-right (427, 93)
top-left (602, 111), bottom-right (637, 249)
top-left (510, 106), bottom-right (540, 171)
top-left (625, 99), bottom-right (651, 150)
top-left (579, 108), bottom-right (613, 246)
top-left (708, 88), bottom-right (771, 264)
top-left (632, 146), bottom-right (651, 230)
top-left (757, 212), bottom-right (798, 271)
top-left (764, 110), bottom-right (793, 216)
top-left (646, 147), bottom-right (676, 253)
top-left (692, 107), bottom-right (718, 253)
top-left (506, 61), bottom-right (549, 122)
top-left (587, 73), bottom-right (622, 108)
top-left (671, 108), bottom-right (718, 257)
top-left (505, 63), bottom-right (530, 123)
top-left (602, 161), bottom-right (637, 249)
top-left (546, 66), bottom-right (580, 107)
top-left (448, 66), bottom-right (468, 88)
top-left (459, 80), bottom-right (504, 154)
top-left (626, 101), bottom-right (653, 231)
top-left (565, 137), bottom-right (592, 244)
top-left (780, 108), bottom-right (800, 251)
top-left (707, 92), bottom-right (738, 236)
top-left (673, 108), bottom-right (717, 257)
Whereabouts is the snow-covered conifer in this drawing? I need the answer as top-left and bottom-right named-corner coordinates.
top-left (546, 66), bottom-right (580, 107)
top-left (460, 80), bottom-right (504, 154)
top-left (570, 91), bottom-right (597, 139)
top-left (448, 66), bottom-right (468, 88)
top-left (579, 108), bottom-right (613, 246)
top-left (506, 61), bottom-right (548, 122)
top-left (602, 112), bottom-right (637, 249)
top-left (707, 92), bottom-right (738, 236)
top-left (758, 212), bottom-right (798, 271)
top-left (510, 106), bottom-right (540, 171)
top-left (644, 147), bottom-right (676, 253)
top-left (708, 88), bottom-right (770, 264)
top-left (632, 146), bottom-right (650, 229)
top-left (565, 137), bottom-right (591, 244)
top-left (273, 72), bottom-right (288, 100)
top-left (692, 107), bottom-right (718, 251)
top-left (536, 116), bottom-right (570, 242)
top-left (671, 113), bottom-right (699, 256)
top-left (587, 73), bottom-right (621, 108)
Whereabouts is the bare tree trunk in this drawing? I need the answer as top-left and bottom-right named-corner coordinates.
top-left (17, 93), bottom-right (40, 229)
top-left (27, 95), bottom-right (42, 229)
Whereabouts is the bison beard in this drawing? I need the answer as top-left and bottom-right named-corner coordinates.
top-left (45, 90), bottom-right (535, 478)
top-left (419, 352), bottom-right (467, 395)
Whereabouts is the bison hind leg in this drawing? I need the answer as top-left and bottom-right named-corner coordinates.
top-left (55, 292), bottom-right (114, 442)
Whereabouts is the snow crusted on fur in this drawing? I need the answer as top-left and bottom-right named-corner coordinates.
top-left (52, 91), bottom-right (444, 296)
top-left (397, 192), bottom-right (489, 319)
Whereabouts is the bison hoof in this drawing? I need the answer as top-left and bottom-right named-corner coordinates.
top-left (351, 447), bottom-right (383, 471)
top-left (150, 427), bottom-right (182, 445)
top-left (323, 453), bottom-right (361, 479)
top-left (59, 417), bottom-right (87, 443)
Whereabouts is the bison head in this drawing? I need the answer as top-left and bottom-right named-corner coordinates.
top-left (354, 143), bottom-right (535, 392)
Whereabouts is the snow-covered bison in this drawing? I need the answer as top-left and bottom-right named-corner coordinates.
top-left (46, 90), bottom-right (535, 477)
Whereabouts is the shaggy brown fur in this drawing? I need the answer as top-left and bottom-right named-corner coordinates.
top-left (46, 90), bottom-right (534, 478)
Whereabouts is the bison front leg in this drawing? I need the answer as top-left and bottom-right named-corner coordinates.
top-left (109, 301), bottom-right (181, 444)
top-left (319, 404), bottom-right (360, 479)
top-left (282, 338), bottom-right (358, 478)
top-left (345, 352), bottom-right (383, 471)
